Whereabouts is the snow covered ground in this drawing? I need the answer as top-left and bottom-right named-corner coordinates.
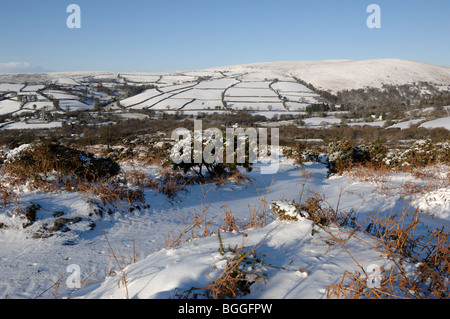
top-left (0, 147), bottom-right (448, 299)
top-left (387, 119), bottom-right (426, 130)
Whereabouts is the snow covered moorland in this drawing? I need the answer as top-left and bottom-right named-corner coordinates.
top-left (0, 137), bottom-right (448, 300)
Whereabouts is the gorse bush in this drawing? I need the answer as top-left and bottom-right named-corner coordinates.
top-left (325, 139), bottom-right (449, 174)
top-left (326, 139), bottom-right (371, 173)
top-left (282, 143), bottom-right (307, 165)
top-left (2, 142), bottom-right (120, 186)
top-left (169, 130), bottom-right (253, 181)
top-left (383, 140), bottom-right (450, 168)
top-left (361, 140), bottom-right (389, 165)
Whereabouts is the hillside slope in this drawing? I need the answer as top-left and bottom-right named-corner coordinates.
top-left (208, 59), bottom-right (450, 93)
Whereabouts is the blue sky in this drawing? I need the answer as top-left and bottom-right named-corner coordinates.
top-left (0, 0), bottom-right (449, 73)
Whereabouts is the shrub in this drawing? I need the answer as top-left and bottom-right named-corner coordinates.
top-left (282, 143), bottom-right (306, 165)
top-left (328, 209), bottom-right (450, 299)
top-left (0, 184), bottom-right (15, 208)
top-left (3, 142), bottom-right (121, 187)
top-left (270, 200), bottom-right (307, 222)
top-left (326, 139), bottom-right (361, 173)
top-left (399, 140), bottom-right (449, 167)
top-left (145, 170), bottom-right (191, 198)
top-left (324, 138), bottom-right (450, 174)
top-left (270, 194), bottom-right (336, 228)
top-left (77, 180), bottom-right (145, 206)
top-left (169, 130), bottom-right (253, 182)
top-left (300, 194), bottom-right (336, 227)
top-left (203, 232), bottom-right (267, 299)
top-left (382, 140), bottom-right (450, 168)
top-left (361, 140), bottom-right (388, 164)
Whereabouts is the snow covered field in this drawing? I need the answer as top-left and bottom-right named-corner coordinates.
top-left (419, 116), bottom-right (450, 130)
top-left (0, 121), bottom-right (63, 130)
top-left (0, 99), bottom-right (21, 115)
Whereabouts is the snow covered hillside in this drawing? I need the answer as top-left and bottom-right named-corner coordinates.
top-left (1, 59), bottom-right (449, 122)
top-left (210, 59), bottom-right (450, 93)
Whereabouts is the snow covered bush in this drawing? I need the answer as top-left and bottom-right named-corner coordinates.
top-left (360, 140), bottom-right (388, 165)
top-left (400, 139), bottom-right (436, 166)
top-left (0, 149), bottom-right (6, 166)
top-left (327, 139), bottom-right (389, 173)
top-left (0, 184), bottom-right (15, 208)
top-left (398, 140), bottom-right (449, 167)
top-left (326, 139), bottom-right (365, 173)
top-left (2, 142), bottom-right (121, 188)
top-left (145, 170), bottom-right (190, 199)
top-left (326, 138), bottom-right (450, 173)
top-left (270, 200), bottom-right (307, 222)
top-left (169, 129), bottom-right (253, 181)
top-left (271, 194), bottom-right (335, 227)
top-left (283, 143), bottom-right (322, 165)
top-left (203, 232), bottom-right (267, 299)
top-left (382, 140), bottom-right (450, 168)
top-left (282, 143), bottom-right (306, 165)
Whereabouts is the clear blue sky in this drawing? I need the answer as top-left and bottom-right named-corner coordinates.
top-left (0, 0), bottom-right (449, 73)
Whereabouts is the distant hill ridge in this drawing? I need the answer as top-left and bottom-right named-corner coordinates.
top-left (205, 59), bottom-right (450, 93)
